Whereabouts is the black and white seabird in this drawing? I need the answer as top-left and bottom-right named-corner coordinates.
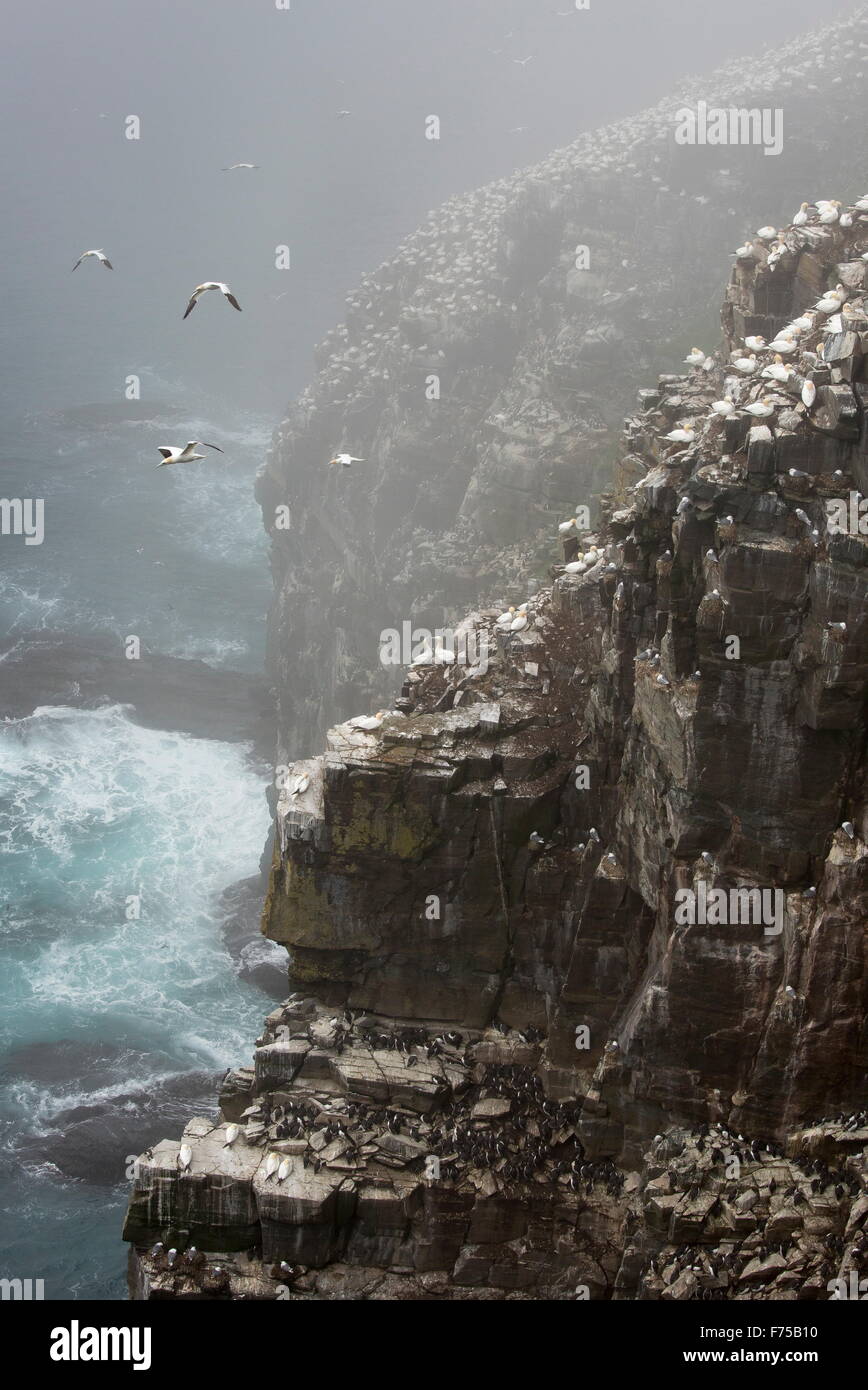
top-left (156, 441), bottom-right (224, 467)
top-left (182, 282), bottom-right (242, 319)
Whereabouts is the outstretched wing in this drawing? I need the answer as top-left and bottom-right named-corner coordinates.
top-left (224, 292), bottom-right (242, 312)
top-left (200, 442), bottom-right (224, 453)
top-left (101, 256), bottom-right (113, 269)
top-left (157, 448), bottom-right (174, 459)
top-left (182, 295), bottom-right (198, 319)
top-left (71, 256), bottom-right (84, 272)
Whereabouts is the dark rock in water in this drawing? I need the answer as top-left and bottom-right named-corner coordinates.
top-left (17, 1071), bottom-right (221, 1184)
top-left (0, 631), bottom-right (274, 754)
top-left (0, 1041), bottom-right (156, 1092)
top-left (218, 877), bottom-right (288, 999)
top-left (51, 400), bottom-right (187, 429)
top-left (236, 940), bottom-right (289, 999)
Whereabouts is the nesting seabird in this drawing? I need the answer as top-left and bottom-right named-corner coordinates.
top-left (156, 440), bottom-right (224, 467)
top-left (182, 282), bottom-right (242, 318)
top-left (178, 1143), bottom-right (193, 1171)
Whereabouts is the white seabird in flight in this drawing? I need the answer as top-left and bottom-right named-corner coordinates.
top-left (182, 282), bottom-right (242, 319)
top-left (72, 249), bottom-right (113, 272)
top-left (221, 163), bottom-right (260, 171)
top-left (328, 452), bottom-right (363, 467)
top-left (156, 441), bottom-right (224, 467)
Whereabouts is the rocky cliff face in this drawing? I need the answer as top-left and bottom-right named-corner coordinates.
top-left (125, 190), bottom-right (868, 1301)
top-left (124, 7), bottom-right (868, 1300)
top-left (264, 198), bottom-right (868, 1146)
top-left (257, 5), bottom-right (868, 763)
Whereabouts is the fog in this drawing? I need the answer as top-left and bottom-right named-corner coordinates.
top-left (0, 0), bottom-right (853, 412)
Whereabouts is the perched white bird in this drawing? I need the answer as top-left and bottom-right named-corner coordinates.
top-left (289, 772), bottom-right (311, 797)
top-left (816, 284), bottom-right (846, 309)
top-left (744, 335), bottom-right (766, 351)
top-left (264, 1152), bottom-right (280, 1181)
top-left (792, 202), bottom-right (809, 226)
top-left (818, 201), bottom-right (841, 224)
top-left (841, 821), bottom-right (856, 840)
top-left (183, 281), bottom-right (242, 319)
top-left (767, 334), bottom-right (799, 354)
top-left (854, 194), bottom-right (868, 211)
top-left (277, 1158), bottom-right (292, 1183)
top-left (564, 560), bottom-right (586, 574)
top-left (762, 357), bottom-right (792, 383)
top-left (223, 1124), bottom-right (239, 1147)
top-left (72, 248), bottom-right (112, 272)
top-left (683, 347), bottom-right (706, 366)
top-left (733, 353), bottom-right (758, 373)
top-left (348, 712), bottom-right (385, 731)
top-left (178, 1144), bottom-right (193, 1172)
top-left (329, 453), bottom-right (363, 467)
top-left (156, 440), bottom-right (224, 467)
top-left (665, 425), bottom-right (695, 443)
top-left (756, 224), bottom-right (777, 239)
top-left (496, 607), bottom-right (516, 628)
top-left (558, 517), bottom-right (578, 534)
top-left (710, 398), bottom-right (735, 417)
top-left (510, 612), bottom-right (529, 632)
top-left (745, 398), bottom-right (775, 418)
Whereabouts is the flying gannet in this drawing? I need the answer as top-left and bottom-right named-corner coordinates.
top-left (72, 249), bottom-right (113, 272)
top-left (156, 441), bottom-right (224, 467)
top-left (221, 163), bottom-right (261, 171)
top-left (182, 282), bottom-right (242, 319)
top-left (329, 453), bottom-right (363, 467)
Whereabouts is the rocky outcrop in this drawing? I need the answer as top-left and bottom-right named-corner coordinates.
top-left (124, 999), bottom-right (867, 1301)
top-left (257, 5), bottom-right (868, 762)
top-left (125, 190), bottom-right (868, 1298)
top-left (262, 199), bottom-right (868, 1145)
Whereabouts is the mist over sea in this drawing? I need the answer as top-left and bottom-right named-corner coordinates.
top-left (0, 0), bottom-right (851, 1301)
